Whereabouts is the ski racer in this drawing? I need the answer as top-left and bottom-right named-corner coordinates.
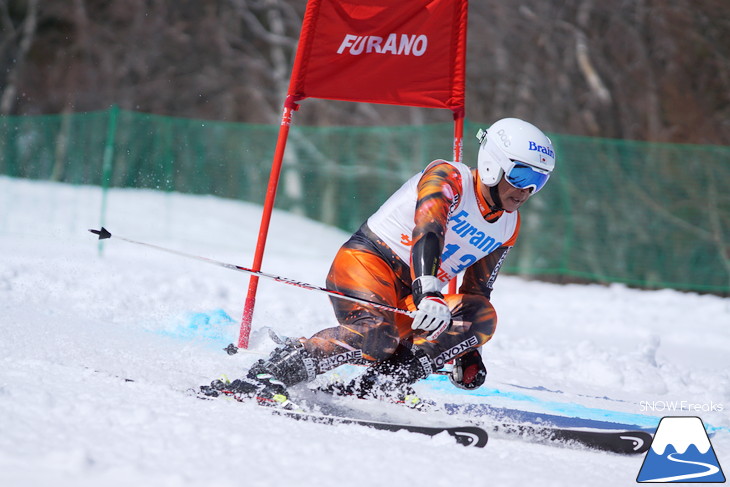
top-left (210, 118), bottom-right (556, 406)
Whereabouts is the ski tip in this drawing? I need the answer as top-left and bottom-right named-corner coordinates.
top-left (89, 227), bottom-right (112, 240)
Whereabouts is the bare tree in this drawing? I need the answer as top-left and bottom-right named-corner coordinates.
top-left (0, 0), bottom-right (39, 114)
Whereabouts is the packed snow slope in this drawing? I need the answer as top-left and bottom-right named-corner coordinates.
top-left (1, 176), bottom-right (728, 487)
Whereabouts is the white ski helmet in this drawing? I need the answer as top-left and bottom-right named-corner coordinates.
top-left (476, 118), bottom-right (555, 193)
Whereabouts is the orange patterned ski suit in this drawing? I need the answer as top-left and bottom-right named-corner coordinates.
top-left (302, 161), bottom-right (519, 369)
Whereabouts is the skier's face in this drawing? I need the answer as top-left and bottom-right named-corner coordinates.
top-left (496, 178), bottom-right (532, 212)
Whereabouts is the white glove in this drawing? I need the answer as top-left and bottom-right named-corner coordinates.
top-left (411, 275), bottom-right (451, 340)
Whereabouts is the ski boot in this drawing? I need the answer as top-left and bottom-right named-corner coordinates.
top-left (200, 375), bottom-right (295, 409)
top-left (323, 345), bottom-right (434, 410)
top-left (202, 340), bottom-right (319, 409)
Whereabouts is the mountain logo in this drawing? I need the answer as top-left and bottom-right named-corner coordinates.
top-left (637, 416), bottom-right (725, 483)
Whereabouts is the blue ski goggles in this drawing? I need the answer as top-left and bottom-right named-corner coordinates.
top-left (505, 161), bottom-right (550, 193)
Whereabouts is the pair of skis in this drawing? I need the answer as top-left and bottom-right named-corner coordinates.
top-left (268, 401), bottom-right (651, 454)
top-left (257, 329), bottom-right (654, 453)
top-left (198, 382), bottom-right (652, 454)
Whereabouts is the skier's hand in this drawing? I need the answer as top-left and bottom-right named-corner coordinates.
top-left (411, 275), bottom-right (451, 340)
top-left (450, 348), bottom-right (487, 390)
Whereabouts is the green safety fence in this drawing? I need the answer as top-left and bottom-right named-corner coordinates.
top-left (1, 107), bottom-right (728, 293)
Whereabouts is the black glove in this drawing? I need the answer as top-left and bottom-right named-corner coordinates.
top-left (449, 348), bottom-right (487, 390)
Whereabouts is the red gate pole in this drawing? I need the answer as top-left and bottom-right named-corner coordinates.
top-left (448, 110), bottom-right (465, 295)
top-left (238, 95), bottom-right (301, 348)
top-left (452, 109), bottom-right (464, 163)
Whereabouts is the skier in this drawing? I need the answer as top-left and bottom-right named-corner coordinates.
top-left (209, 118), bottom-right (556, 407)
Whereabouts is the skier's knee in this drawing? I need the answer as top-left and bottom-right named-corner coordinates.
top-left (361, 331), bottom-right (400, 362)
top-left (458, 294), bottom-right (497, 345)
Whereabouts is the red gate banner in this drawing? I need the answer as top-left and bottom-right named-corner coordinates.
top-left (239, 0), bottom-right (468, 348)
top-left (289, 0), bottom-right (468, 113)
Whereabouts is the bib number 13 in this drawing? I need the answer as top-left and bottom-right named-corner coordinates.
top-left (442, 243), bottom-right (477, 274)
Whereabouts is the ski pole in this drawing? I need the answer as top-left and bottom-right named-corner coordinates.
top-left (89, 228), bottom-right (416, 319)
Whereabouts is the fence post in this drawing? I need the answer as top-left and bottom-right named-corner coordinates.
top-left (98, 104), bottom-right (119, 256)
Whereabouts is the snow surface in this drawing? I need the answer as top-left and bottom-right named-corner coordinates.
top-left (1, 176), bottom-right (728, 487)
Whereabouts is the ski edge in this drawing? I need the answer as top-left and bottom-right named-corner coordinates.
top-left (270, 407), bottom-right (489, 447)
top-left (306, 379), bottom-right (651, 455)
top-left (485, 421), bottom-right (653, 454)
top-left (196, 386), bottom-right (488, 448)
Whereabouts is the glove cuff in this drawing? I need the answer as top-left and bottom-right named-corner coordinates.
top-left (412, 275), bottom-right (444, 307)
top-left (413, 275), bottom-right (442, 294)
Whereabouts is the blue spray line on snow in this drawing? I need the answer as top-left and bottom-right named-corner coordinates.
top-left (152, 309), bottom-right (237, 348)
top-left (423, 374), bottom-right (660, 429)
top-left (424, 374), bottom-right (729, 435)
top-left (329, 363), bottom-right (662, 430)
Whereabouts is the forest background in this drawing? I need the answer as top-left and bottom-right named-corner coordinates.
top-left (1, 0), bottom-right (729, 145)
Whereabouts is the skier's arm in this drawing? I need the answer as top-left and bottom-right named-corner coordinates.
top-left (452, 225), bottom-right (517, 389)
top-left (410, 162), bottom-right (462, 339)
top-left (411, 162), bottom-right (461, 279)
top-left (459, 246), bottom-right (512, 300)
top-left (452, 245), bottom-right (512, 389)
